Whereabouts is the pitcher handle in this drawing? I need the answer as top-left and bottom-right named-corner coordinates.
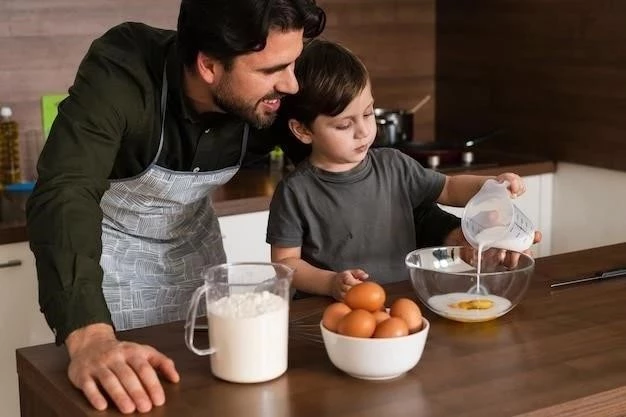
top-left (184, 285), bottom-right (216, 356)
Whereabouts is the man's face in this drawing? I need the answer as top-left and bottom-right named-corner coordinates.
top-left (211, 29), bottom-right (304, 128)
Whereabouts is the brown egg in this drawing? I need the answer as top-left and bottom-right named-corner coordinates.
top-left (372, 310), bottom-right (390, 324)
top-left (390, 298), bottom-right (423, 333)
top-left (322, 302), bottom-right (352, 332)
top-left (344, 282), bottom-right (386, 312)
top-left (373, 317), bottom-right (409, 338)
top-left (337, 309), bottom-right (377, 338)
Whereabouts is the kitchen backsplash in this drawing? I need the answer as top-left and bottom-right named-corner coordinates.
top-left (0, 0), bottom-right (436, 178)
top-left (5, 1), bottom-right (623, 173)
top-left (436, 0), bottom-right (626, 172)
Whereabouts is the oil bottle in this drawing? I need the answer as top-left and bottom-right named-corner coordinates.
top-left (0, 106), bottom-right (21, 186)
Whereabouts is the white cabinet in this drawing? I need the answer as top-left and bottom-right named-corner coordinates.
top-left (218, 210), bottom-right (271, 263)
top-left (438, 173), bottom-right (554, 257)
top-left (551, 163), bottom-right (626, 255)
top-left (0, 242), bottom-right (54, 417)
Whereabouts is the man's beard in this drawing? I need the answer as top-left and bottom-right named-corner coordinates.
top-left (213, 79), bottom-right (279, 129)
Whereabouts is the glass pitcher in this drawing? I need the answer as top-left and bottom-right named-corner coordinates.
top-left (185, 262), bottom-right (294, 383)
top-left (461, 179), bottom-right (535, 252)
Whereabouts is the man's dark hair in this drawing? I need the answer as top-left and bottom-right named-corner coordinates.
top-left (177, 0), bottom-right (326, 70)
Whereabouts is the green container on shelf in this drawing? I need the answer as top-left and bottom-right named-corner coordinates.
top-left (41, 94), bottom-right (68, 140)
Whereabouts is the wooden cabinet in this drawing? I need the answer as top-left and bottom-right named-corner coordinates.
top-left (439, 173), bottom-right (554, 257)
top-left (0, 242), bottom-right (54, 417)
top-left (218, 210), bottom-right (271, 263)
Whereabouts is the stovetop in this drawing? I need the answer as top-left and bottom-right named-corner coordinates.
top-left (397, 147), bottom-right (501, 173)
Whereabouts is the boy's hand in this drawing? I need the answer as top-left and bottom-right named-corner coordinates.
top-left (447, 229), bottom-right (542, 269)
top-left (330, 269), bottom-right (369, 301)
top-left (495, 172), bottom-right (526, 198)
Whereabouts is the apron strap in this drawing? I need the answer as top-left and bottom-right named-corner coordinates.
top-left (237, 123), bottom-right (250, 166)
top-left (151, 63), bottom-right (169, 166)
top-left (155, 61), bottom-right (249, 170)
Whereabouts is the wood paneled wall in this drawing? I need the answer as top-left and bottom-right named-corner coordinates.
top-left (0, 0), bottom-right (179, 179)
top-left (436, 0), bottom-right (626, 171)
top-left (0, 0), bottom-right (435, 169)
top-left (0, 1), bottom-right (179, 133)
top-left (319, 0), bottom-right (435, 142)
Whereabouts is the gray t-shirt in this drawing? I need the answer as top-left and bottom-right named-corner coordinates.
top-left (266, 148), bottom-right (446, 285)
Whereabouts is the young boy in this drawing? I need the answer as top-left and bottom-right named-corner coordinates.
top-left (266, 39), bottom-right (526, 301)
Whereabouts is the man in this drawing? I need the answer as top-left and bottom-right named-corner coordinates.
top-left (27, 0), bottom-right (325, 413)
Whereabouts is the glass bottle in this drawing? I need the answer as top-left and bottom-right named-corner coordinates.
top-left (0, 106), bottom-right (21, 186)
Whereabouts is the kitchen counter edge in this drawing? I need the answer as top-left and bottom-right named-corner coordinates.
top-left (0, 159), bottom-right (556, 246)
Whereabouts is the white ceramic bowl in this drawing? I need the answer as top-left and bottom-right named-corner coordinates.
top-left (320, 317), bottom-right (430, 380)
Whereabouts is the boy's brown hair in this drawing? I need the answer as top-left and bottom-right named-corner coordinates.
top-left (279, 38), bottom-right (369, 128)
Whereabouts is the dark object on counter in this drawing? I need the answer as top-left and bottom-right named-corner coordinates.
top-left (550, 267), bottom-right (626, 288)
top-left (372, 108), bottom-right (414, 147)
top-left (0, 259), bottom-right (22, 269)
top-left (4, 181), bottom-right (35, 192)
top-left (396, 129), bottom-right (504, 167)
top-left (372, 95), bottom-right (432, 147)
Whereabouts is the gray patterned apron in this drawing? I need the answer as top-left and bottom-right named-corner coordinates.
top-left (99, 66), bottom-right (248, 330)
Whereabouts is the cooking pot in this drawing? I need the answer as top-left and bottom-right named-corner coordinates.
top-left (372, 95), bottom-right (432, 147)
top-left (373, 108), bottom-right (413, 147)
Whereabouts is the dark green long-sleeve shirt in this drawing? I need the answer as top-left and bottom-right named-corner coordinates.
top-left (27, 22), bottom-right (459, 345)
top-left (26, 22), bottom-right (283, 344)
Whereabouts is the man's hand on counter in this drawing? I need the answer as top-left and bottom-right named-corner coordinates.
top-left (65, 323), bottom-right (180, 414)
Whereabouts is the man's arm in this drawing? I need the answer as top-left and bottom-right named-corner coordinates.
top-left (413, 203), bottom-right (462, 248)
top-left (27, 25), bottom-right (179, 414)
top-left (27, 56), bottom-right (127, 344)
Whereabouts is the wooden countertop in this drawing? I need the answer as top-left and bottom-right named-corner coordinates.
top-left (16, 243), bottom-right (626, 416)
top-left (0, 152), bottom-right (556, 245)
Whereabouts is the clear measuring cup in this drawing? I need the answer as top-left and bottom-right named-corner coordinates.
top-left (185, 262), bottom-right (294, 383)
top-left (461, 179), bottom-right (535, 252)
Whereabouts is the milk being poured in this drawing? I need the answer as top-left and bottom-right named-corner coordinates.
top-left (440, 179), bottom-right (536, 322)
top-left (424, 228), bottom-right (518, 321)
top-left (474, 227), bottom-right (505, 299)
top-left (474, 227), bottom-right (506, 296)
top-left (448, 226), bottom-right (513, 321)
top-left (474, 225), bottom-right (533, 297)
top-left (425, 232), bottom-right (514, 321)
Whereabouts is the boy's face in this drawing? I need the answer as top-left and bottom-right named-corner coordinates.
top-left (306, 82), bottom-right (377, 171)
top-left (207, 28), bottom-right (304, 128)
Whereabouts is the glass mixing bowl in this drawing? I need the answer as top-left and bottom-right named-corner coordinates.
top-left (405, 246), bottom-right (535, 323)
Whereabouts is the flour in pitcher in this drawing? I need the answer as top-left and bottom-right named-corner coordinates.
top-left (207, 291), bottom-right (289, 383)
top-left (210, 291), bottom-right (286, 318)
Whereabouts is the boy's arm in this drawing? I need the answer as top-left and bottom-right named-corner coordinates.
top-left (436, 175), bottom-right (493, 207)
top-left (271, 246), bottom-right (336, 297)
top-left (438, 172), bottom-right (526, 207)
